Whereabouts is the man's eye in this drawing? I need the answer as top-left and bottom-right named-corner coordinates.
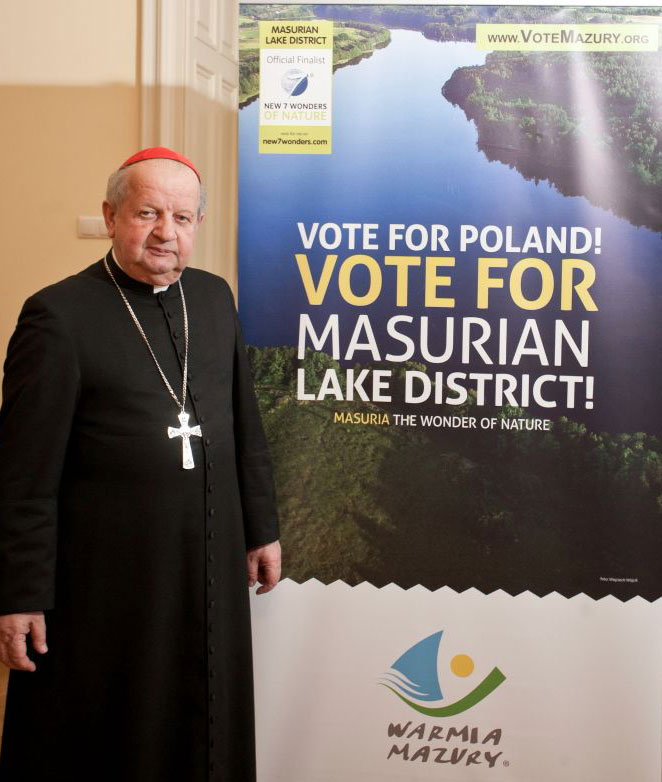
top-left (175, 215), bottom-right (192, 223)
top-left (139, 210), bottom-right (156, 218)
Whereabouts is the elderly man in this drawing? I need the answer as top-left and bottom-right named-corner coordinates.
top-left (0, 148), bottom-right (280, 781)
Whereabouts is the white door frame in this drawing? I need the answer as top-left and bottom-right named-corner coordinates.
top-left (140, 0), bottom-right (240, 291)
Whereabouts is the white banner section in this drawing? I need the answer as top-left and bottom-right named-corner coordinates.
top-left (252, 580), bottom-right (662, 781)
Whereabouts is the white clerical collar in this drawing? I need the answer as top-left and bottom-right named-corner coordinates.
top-left (111, 248), bottom-right (170, 294)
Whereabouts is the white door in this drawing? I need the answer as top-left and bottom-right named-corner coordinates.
top-left (142, 0), bottom-right (239, 291)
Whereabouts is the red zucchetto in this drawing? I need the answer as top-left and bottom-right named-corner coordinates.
top-left (120, 147), bottom-right (201, 181)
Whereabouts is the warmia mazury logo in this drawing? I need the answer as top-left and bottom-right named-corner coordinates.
top-left (281, 68), bottom-right (309, 96)
top-left (380, 631), bottom-right (506, 716)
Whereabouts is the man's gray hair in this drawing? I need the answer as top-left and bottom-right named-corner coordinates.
top-left (106, 165), bottom-right (207, 219)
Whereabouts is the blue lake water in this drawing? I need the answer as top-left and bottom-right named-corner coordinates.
top-left (239, 29), bottom-right (662, 433)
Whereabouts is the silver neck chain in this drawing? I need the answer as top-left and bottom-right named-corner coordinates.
top-left (103, 257), bottom-right (189, 413)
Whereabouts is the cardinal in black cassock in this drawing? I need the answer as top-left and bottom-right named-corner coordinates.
top-left (0, 148), bottom-right (280, 781)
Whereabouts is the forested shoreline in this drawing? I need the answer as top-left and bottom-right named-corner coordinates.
top-left (443, 49), bottom-right (662, 232)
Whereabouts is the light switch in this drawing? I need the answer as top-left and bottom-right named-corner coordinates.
top-left (78, 216), bottom-right (108, 239)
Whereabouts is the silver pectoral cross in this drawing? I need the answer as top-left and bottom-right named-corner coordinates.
top-left (168, 411), bottom-right (203, 470)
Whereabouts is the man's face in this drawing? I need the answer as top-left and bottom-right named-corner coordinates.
top-left (102, 159), bottom-right (203, 285)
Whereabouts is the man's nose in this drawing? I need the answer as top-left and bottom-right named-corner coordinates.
top-left (153, 214), bottom-right (177, 241)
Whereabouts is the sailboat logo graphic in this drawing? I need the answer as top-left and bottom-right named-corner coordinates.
top-left (380, 631), bottom-right (506, 716)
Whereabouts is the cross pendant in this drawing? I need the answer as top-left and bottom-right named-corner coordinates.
top-left (167, 411), bottom-right (203, 470)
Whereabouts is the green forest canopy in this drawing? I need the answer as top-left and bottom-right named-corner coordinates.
top-left (248, 345), bottom-right (662, 596)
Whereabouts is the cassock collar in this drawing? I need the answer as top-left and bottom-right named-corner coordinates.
top-left (104, 250), bottom-right (182, 299)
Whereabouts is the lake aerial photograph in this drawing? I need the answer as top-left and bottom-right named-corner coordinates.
top-left (239, 5), bottom-right (662, 600)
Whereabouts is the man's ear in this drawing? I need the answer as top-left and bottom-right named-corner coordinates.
top-left (196, 212), bottom-right (206, 228)
top-left (102, 200), bottom-right (117, 238)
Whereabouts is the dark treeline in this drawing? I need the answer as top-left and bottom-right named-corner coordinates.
top-left (239, 4), bottom-right (315, 21)
top-left (239, 4), bottom-right (647, 44)
top-left (308, 5), bottom-right (647, 36)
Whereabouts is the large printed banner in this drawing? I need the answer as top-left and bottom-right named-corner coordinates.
top-left (240, 4), bottom-right (662, 780)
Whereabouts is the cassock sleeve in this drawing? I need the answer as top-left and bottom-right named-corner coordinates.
top-left (227, 284), bottom-right (280, 550)
top-left (0, 294), bottom-right (80, 614)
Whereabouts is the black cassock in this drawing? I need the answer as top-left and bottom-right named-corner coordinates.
top-left (0, 255), bottom-right (278, 781)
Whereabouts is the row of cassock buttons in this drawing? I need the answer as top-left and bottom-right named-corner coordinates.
top-left (207, 455), bottom-right (216, 776)
top-left (168, 301), bottom-right (217, 777)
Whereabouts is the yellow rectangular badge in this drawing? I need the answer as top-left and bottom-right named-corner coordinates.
top-left (476, 24), bottom-right (659, 52)
top-left (258, 21), bottom-right (333, 154)
top-left (259, 20), bottom-right (333, 50)
top-left (259, 126), bottom-right (332, 154)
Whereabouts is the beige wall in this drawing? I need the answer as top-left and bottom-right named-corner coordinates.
top-left (0, 0), bottom-right (141, 733)
top-left (0, 0), bottom-right (140, 361)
